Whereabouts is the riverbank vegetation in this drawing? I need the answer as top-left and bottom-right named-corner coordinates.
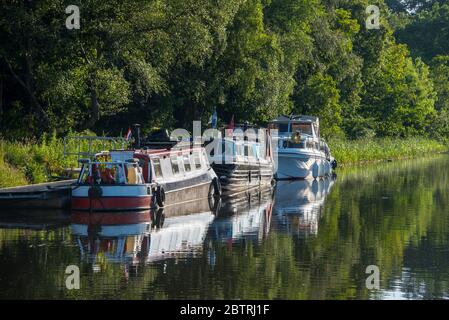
top-left (0, 135), bottom-right (446, 188)
top-left (0, 134), bottom-right (66, 187)
top-left (1, 0), bottom-right (449, 139)
top-left (329, 137), bottom-right (448, 166)
top-left (0, 131), bottom-right (128, 188)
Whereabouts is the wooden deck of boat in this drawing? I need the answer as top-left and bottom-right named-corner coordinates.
top-left (0, 180), bottom-right (76, 210)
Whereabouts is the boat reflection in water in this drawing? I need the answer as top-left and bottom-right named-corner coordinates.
top-left (71, 198), bottom-right (217, 266)
top-left (273, 176), bottom-right (335, 236)
top-left (70, 186), bottom-right (275, 267)
top-left (207, 187), bottom-right (274, 244)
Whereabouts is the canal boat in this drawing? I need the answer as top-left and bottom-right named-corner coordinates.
top-left (71, 139), bottom-right (221, 211)
top-left (268, 115), bottom-right (337, 179)
top-left (71, 157), bottom-right (154, 212)
top-left (206, 125), bottom-right (275, 195)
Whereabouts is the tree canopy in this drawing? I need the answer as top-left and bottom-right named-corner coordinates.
top-left (0, 0), bottom-right (448, 140)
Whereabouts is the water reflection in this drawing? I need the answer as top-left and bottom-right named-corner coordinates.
top-left (208, 188), bottom-right (274, 244)
top-left (71, 199), bottom-right (216, 266)
top-left (71, 210), bottom-right (152, 265)
top-left (1, 156), bottom-right (449, 299)
top-left (273, 177), bottom-right (335, 236)
top-left (0, 209), bottom-right (69, 230)
top-left (70, 189), bottom-right (275, 268)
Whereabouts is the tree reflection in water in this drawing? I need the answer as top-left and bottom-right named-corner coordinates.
top-left (1, 156), bottom-right (449, 299)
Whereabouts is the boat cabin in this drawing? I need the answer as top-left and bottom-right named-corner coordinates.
top-left (77, 157), bottom-right (145, 186)
top-left (268, 115), bottom-right (331, 156)
top-left (209, 137), bottom-right (271, 165)
top-left (268, 115), bottom-right (320, 139)
top-left (78, 147), bottom-right (211, 186)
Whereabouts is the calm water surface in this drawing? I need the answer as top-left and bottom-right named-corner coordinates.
top-left (1, 155), bottom-right (449, 299)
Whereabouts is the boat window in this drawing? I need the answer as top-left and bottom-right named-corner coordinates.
top-left (248, 145), bottom-right (254, 158)
top-left (269, 123), bottom-right (289, 133)
top-left (306, 140), bottom-right (316, 149)
top-left (244, 145), bottom-right (249, 157)
top-left (81, 163), bottom-right (128, 185)
top-left (183, 154), bottom-right (191, 172)
top-left (152, 158), bottom-right (163, 178)
top-left (291, 123), bottom-right (313, 136)
top-left (236, 144), bottom-right (243, 156)
top-left (171, 156), bottom-right (180, 174)
top-left (126, 162), bottom-right (144, 185)
top-left (193, 152), bottom-right (202, 169)
top-left (254, 145), bottom-right (261, 159)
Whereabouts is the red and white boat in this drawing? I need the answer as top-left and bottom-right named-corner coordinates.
top-left (71, 155), bottom-right (153, 211)
top-left (71, 141), bottom-right (221, 211)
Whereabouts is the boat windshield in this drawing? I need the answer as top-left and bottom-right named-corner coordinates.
top-left (291, 123), bottom-right (313, 136)
top-left (78, 162), bottom-right (144, 185)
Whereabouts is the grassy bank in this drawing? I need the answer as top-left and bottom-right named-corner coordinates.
top-left (0, 132), bottom-right (129, 188)
top-left (0, 133), bottom-right (67, 188)
top-left (329, 137), bottom-right (448, 166)
top-left (1, 135), bottom-right (448, 188)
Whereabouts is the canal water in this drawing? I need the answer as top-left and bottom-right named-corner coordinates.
top-left (1, 155), bottom-right (449, 299)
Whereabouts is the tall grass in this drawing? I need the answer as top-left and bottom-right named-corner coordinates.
top-left (0, 131), bottom-right (128, 188)
top-left (329, 137), bottom-right (448, 166)
top-left (1, 134), bottom-right (447, 188)
top-left (0, 151), bottom-right (28, 188)
top-left (0, 133), bottom-right (66, 186)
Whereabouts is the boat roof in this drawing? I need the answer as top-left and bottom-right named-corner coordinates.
top-left (270, 115), bottom-right (319, 123)
top-left (96, 145), bottom-right (205, 159)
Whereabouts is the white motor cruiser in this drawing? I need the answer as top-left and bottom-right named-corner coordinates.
top-left (268, 115), bottom-right (337, 179)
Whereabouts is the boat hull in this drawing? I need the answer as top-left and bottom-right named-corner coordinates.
top-left (71, 185), bottom-right (152, 211)
top-left (212, 163), bottom-right (274, 195)
top-left (71, 210), bottom-right (152, 225)
top-left (275, 150), bottom-right (332, 179)
top-left (160, 171), bottom-right (216, 207)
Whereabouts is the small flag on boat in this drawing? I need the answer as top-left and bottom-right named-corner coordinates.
top-left (125, 127), bottom-right (132, 141)
top-left (208, 109), bottom-right (218, 129)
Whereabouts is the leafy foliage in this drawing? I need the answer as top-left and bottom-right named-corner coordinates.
top-left (0, 0), bottom-right (448, 141)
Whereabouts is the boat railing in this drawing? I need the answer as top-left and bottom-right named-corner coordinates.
top-left (277, 134), bottom-right (317, 150)
top-left (64, 136), bottom-right (129, 164)
top-left (276, 135), bottom-right (333, 158)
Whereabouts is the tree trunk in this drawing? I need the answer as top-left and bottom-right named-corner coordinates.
top-left (85, 71), bottom-right (100, 129)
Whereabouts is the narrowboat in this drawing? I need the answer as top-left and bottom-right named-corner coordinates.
top-left (268, 115), bottom-right (337, 179)
top-left (206, 125), bottom-right (275, 195)
top-left (71, 138), bottom-right (221, 211)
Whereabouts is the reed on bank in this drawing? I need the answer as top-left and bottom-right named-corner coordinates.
top-left (0, 133), bottom-right (66, 188)
top-left (0, 131), bottom-right (129, 188)
top-left (329, 137), bottom-right (448, 166)
top-left (1, 135), bottom-right (448, 188)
